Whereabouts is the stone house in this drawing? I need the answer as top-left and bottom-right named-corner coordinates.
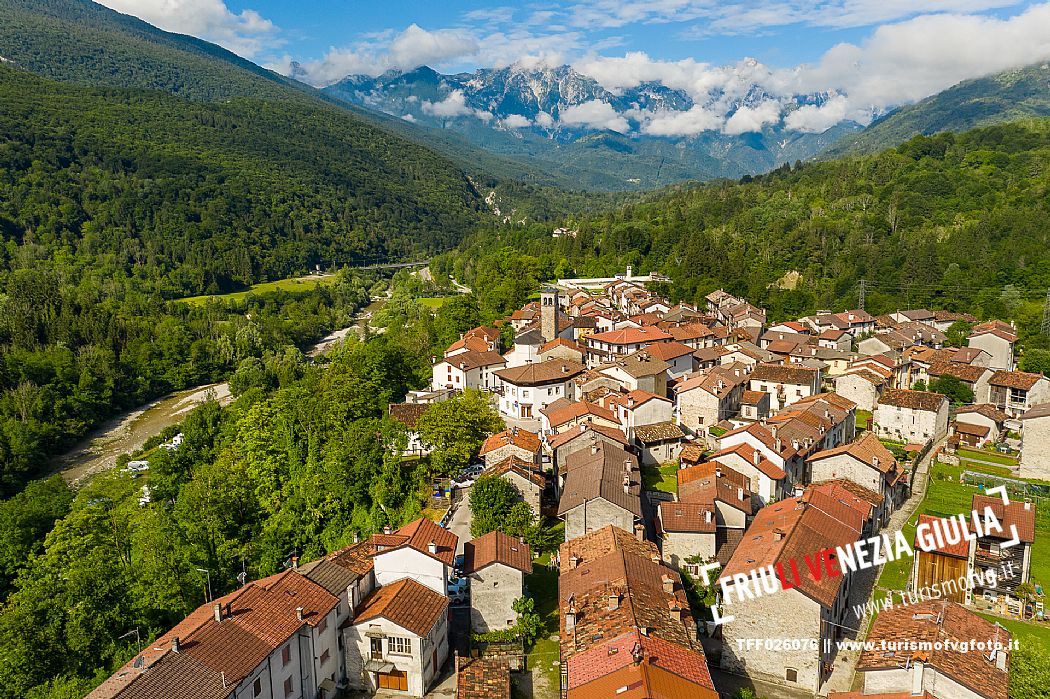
top-left (462, 531), bottom-right (532, 633)
top-left (834, 368), bottom-right (887, 412)
top-left (583, 326), bottom-right (672, 367)
top-left (1020, 403), bottom-right (1050, 480)
top-left (659, 464), bottom-right (752, 569)
top-left (547, 422), bottom-right (630, 472)
top-left (855, 601), bottom-right (1009, 699)
top-left (479, 427), bottom-right (541, 467)
top-left (540, 400), bottom-right (619, 436)
top-left (372, 518), bottom-right (458, 596)
top-left (985, 370), bottom-right (1050, 418)
top-left (557, 443), bottom-right (642, 541)
top-left (493, 358), bottom-right (585, 420)
top-left (674, 363), bottom-right (748, 441)
top-left (719, 496), bottom-right (867, 695)
top-left (604, 389), bottom-right (673, 439)
top-left (537, 337), bottom-right (586, 363)
top-left (737, 389), bottom-right (770, 422)
top-left (345, 578), bottom-right (449, 696)
top-left (967, 323), bottom-right (1016, 371)
top-left (874, 388), bottom-right (949, 443)
top-left (706, 441), bottom-right (787, 506)
top-left (747, 363), bottom-right (821, 412)
top-left (597, 350), bottom-right (671, 395)
top-left (955, 404), bottom-right (1008, 449)
top-left (633, 421), bottom-right (685, 465)
top-left (485, 456), bottom-right (545, 515)
top-left (807, 432), bottom-right (907, 528)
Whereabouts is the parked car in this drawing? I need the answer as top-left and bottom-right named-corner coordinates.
top-left (462, 463), bottom-right (485, 480)
top-left (448, 575), bottom-right (470, 604)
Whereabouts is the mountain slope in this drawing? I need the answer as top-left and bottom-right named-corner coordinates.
top-left (323, 65), bottom-right (861, 190)
top-left (828, 63), bottom-right (1050, 156)
top-left (0, 0), bottom-right (315, 100)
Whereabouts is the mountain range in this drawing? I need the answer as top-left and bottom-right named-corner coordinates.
top-left (322, 64), bottom-right (863, 190)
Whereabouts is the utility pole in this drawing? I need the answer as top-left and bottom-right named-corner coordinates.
top-left (1042, 288), bottom-right (1050, 337)
top-left (195, 567), bottom-right (212, 603)
top-left (858, 279), bottom-right (867, 311)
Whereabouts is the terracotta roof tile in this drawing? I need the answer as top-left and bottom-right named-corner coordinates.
top-left (659, 501), bottom-right (716, 533)
top-left (485, 456), bottom-right (545, 487)
top-left (547, 422), bottom-right (629, 450)
top-left (543, 401), bottom-right (618, 429)
top-left (878, 387), bottom-right (948, 412)
top-left (443, 350), bottom-right (507, 371)
top-left (957, 404), bottom-right (1009, 423)
top-left (457, 657), bottom-right (510, 699)
top-left (354, 578), bottom-right (448, 637)
top-left (495, 359), bottom-right (585, 386)
top-left (989, 370), bottom-right (1043, 390)
top-left (388, 402), bottom-right (431, 429)
top-left (633, 421), bottom-right (685, 444)
top-left (387, 517), bottom-right (459, 567)
top-left (480, 428), bottom-right (541, 456)
top-left (749, 362), bottom-right (819, 386)
top-left (914, 514), bottom-right (970, 558)
top-left (463, 530), bottom-right (533, 575)
top-left (588, 327), bottom-right (673, 345)
top-left (972, 494), bottom-right (1036, 543)
top-left (809, 432), bottom-right (898, 476)
top-left (859, 601), bottom-right (1009, 699)
top-left (558, 443), bottom-right (642, 518)
top-left (566, 632), bottom-right (717, 697)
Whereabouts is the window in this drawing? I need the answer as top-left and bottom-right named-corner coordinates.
top-left (389, 636), bottom-right (412, 655)
top-left (317, 616), bottom-right (327, 634)
top-left (320, 649), bottom-right (330, 665)
top-left (281, 644), bottom-right (291, 667)
top-left (283, 677), bottom-right (293, 698)
top-left (253, 678), bottom-right (262, 696)
top-left (786, 668), bottom-right (798, 682)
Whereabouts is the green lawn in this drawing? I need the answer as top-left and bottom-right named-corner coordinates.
top-left (525, 539), bottom-right (563, 693)
top-left (856, 409), bottom-right (872, 431)
top-left (642, 462), bottom-right (678, 493)
top-left (878, 462), bottom-right (1050, 592)
top-left (417, 297), bottom-right (452, 309)
top-left (177, 274), bottom-right (338, 305)
top-left (975, 613), bottom-right (1050, 646)
top-left (958, 459), bottom-right (1014, 478)
top-left (957, 447), bottom-right (1019, 467)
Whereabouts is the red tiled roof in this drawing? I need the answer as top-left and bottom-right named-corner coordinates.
top-left (464, 530), bottom-right (533, 574)
top-left (457, 657), bottom-right (510, 699)
top-left (877, 387), bottom-right (947, 412)
top-left (749, 362), bottom-right (819, 386)
top-left (388, 402), bottom-right (431, 428)
top-left (494, 359), bottom-right (585, 386)
top-left (989, 370), bottom-right (1043, 390)
top-left (447, 335), bottom-right (495, 354)
top-left (543, 401), bottom-right (618, 429)
top-left (809, 433), bottom-right (898, 475)
top-left (659, 501), bottom-right (716, 533)
top-left (547, 422), bottom-right (629, 450)
top-left (588, 326), bottom-right (673, 345)
top-left (708, 442), bottom-right (787, 480)
top-left (381, 517), bottom-right (459, 567)
top-left (480, 427), bottom-right (541, 456)
top-left (486, 456), bottom-right (545, 487)
top-left (914, 514), bottom-right (971, 558)
top-left (677, 462), bottom-right (749, 489)
top-left (643, 341), bottom-right (695, 361)
top-left (566, 631), bottom-right (716, 695)
top-left (957, 404), bottom-right (1009, 423)
top-left (539, 337), bottom-right (585, 354)
top-left (354, 578), bottom-right (448, 637)
top-left (972, 494), bottom-right (1036, 543)
top-left (859, 601), bottom-right (1009, 699)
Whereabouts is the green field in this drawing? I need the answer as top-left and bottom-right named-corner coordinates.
top-left (959, 460), bottom-right (1014, 478)
top-left (975, 613), bottom-right (1050, 646)
top-left (642, 462), bottom-right (678, 493)
top-left (878, 462), bottom-right (1050, 592)
top-left (957, 447), bottom-right (1019, 467)
top-left (177, 274), bottom-right (338, 305)
top-left (856, 410), bottom-right (872, 431)
top-left (524, 520), bottom-right (565, 693)
top-left (417, 297), bottom-right (453, 309)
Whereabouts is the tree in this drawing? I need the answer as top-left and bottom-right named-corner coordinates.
top-left (511, 596), bottom-right (542, 646)
top-left (0, 476), bottom-right (74, 596)
top-left (416, 391), bottom-right (503, 476)
top-left (469, 476), bottom-right (520, 537)
top-left (912, 379), bottom-right (928, 391)
top-left (1009, 642), bottom-right (1050, 698)
top-left (928, 375), bottom-right (975, 405)
top-left (1013, 582), bottom-right (1038, 619)
top-left (1021, 348), bottom-right (1050, 377)
top-left (944, 320), bottom-right (972, 348)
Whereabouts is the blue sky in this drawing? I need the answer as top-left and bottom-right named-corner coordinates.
top-left (96, 1), bottom-right (1050, 132)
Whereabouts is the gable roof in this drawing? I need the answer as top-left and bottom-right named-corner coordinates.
top-left (859, 601), bottom-right (1009, 699)
top-left (457, 657), bottom-right (511, 699)
top-left (494, 359), bottom-right (586, 386)
top-left (633, 421), bottom-right (685, 444)
top-left (599, 351), bottom-right (671, 378)
top-left (566, 633), bottom-right (717, 699)
top-left (956, 403), bottom-right (1009, 423)
top-left (374, 517), bottom-right (458, 567)
top-left (972, 494), bottom-right (1036, 543)
top-left (658, 501), bottom-right (716, 533)
top-left (708, 442), bottom-right (787, 480)
top-left (677, 472), bottom-right (752, 514)
top-left (914, 514), bottom-right (970, 558)
top-left (877, 388), bottom-right (947, 412)
top-left (749, 362), bottom-right (819, 386)
top-left (642, 341), bottom-right (695, 361)
top-left (1020, 402), bottom-right (1050, 421)
top-left (558, 444), bottom-right (642, 518)
top-left (809, 432), bottom-right (898, 476)
top-left (989, 370), bottom-right (1044, 390)
top-left (388, 402), bottom-right (432, 429)
top-left (486, 456), bottom-right (546, 487)
top-left (588, 326), bottom-right (673, 345)
top-left (543, 400), bottom-right (618, 429)
top-left (463, 530), bottom-right (533, 575)
top-left (480, 428), bottom-right (541, 456)
top-left (547, 422), bottom-right (630, 450)
top-left (354, 578), bottom-right (448, 637)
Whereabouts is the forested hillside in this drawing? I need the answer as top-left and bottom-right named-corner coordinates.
top-left (828, 63), bottom-right (1050, 156)
top-left (437, 121), bottom-right (1050, 359)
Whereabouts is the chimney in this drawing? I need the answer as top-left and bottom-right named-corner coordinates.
top-left (631, 642), bottom-right (644, 666)
top-left (608, 592), bottom-right (620, 610)
top-left (569, 554), bottom-right (580, 569)
top-left (383, 524), bottom-right (392, 535)
top-left (213, 603), bottom-right (222, 623)
top-left (662, 575), bottom-right (674, 594)
top-left (172, 636), bottom-right (180, 653)
top-left (291, 555), bottom-right (299, 570)
top-left (428, 541), bottom-right (438, 555)
top-left (752, 449), bottom-right (760, 466)
top-left (1025, 500), bottom-right (1032, 510)
top-left (669, 599), bottom-right (683, 622)
top-left (624, 459), bottom-right (633, 473)
top-left (995, 649), bottom-right (1008, 671)
top-left (873, 456), bottom-right (880, 469)
top-left (715, 466), bottom-right (723, 478)
top-left (591, 444), bottom-right (599, 455)
top-left (773, 528), bottom-right (784, 541)
top-left (737, 487), bottom-right (744, 501)
top-left (296, 606), bottom-right (305, 621)
top-left (353, 531), bottom-right (360, 544)
top-left (565, 606), bottom-right (577, 632)
top-left (628, 396), bottom-right (635, 408)
top-left (705, 509), bottom-right (713, 523)
top-left (792, 439), bottom-right (800, 451)
top-left (623, 475), bottom-right (631, 494)
top-left (775, 438), bottom-right (783, 453)
top-left (634, 523), bottom-right (645, 541)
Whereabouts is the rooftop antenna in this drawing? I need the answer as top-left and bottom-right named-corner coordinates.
top-left (195, 568), bottom-right (213, 603)
top-left (118, 627), bottom-right (141, 648)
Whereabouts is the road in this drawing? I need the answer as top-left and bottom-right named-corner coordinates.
top-left (446, 486), bottom-right (473, 556)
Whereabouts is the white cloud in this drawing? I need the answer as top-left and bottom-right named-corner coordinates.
top-left (559, 100), bottom-right (630, 132)
top-left (401, 114), bottom-right (416, 122)
top-left (97, 0), bottom-right (278, 57)
top-left (421, 90), bottom-right (493, 122)
top-left (723, 100), bottom-right (783, 135)
top-left (535, 111), bottom-right (556, 128)
top-left (784, 95), bottom-right (850, 133)
top-left (503, 114), bottom-right (532, 128)
top-left (631, 105), bottom-right (724, 136)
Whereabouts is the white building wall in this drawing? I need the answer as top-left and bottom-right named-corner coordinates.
top-left (373, 549), bottom-right (447, 596)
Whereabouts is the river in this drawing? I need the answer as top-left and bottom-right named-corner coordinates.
top-left (52, 296), bottom-right (388, 485)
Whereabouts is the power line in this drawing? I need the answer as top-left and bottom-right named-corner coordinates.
top-left (1042, 288), bottom-right (1050, 337)
top-left (857, 279), bottom-right (866, 311)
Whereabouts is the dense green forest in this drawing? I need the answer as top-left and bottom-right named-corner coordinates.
top-left (436, 120), bottom-right (1050, 365)
top-left (0, 285), bottom-right (503, 699)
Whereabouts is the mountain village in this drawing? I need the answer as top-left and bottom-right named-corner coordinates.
top-left (87, 269), bottom-right (1044, 699)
